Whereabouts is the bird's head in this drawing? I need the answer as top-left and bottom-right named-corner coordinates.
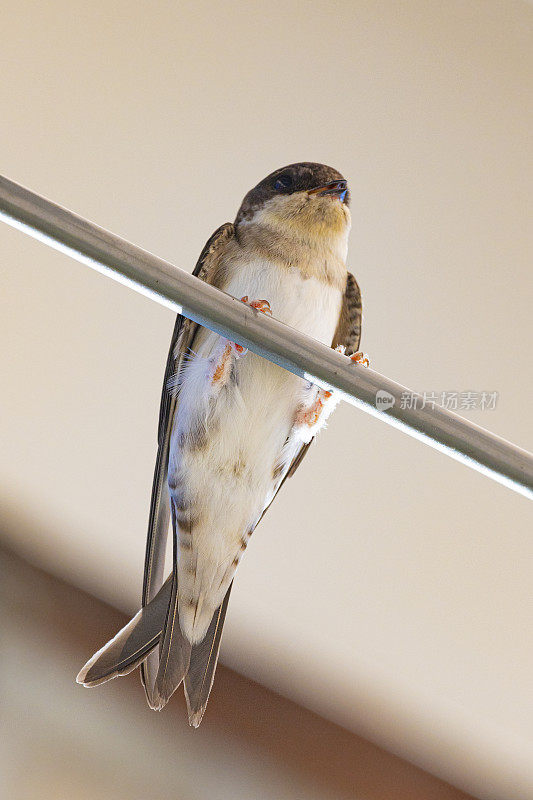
top-left (235, 163), bottom-right (351, 254)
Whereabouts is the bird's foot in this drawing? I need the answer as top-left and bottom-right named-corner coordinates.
top-left (226, 297), bottom-right (272, 358)
top-left (240, 296), bottom-right (272, 316)
top-left (335, 345), bottom-right (370, 368)
top-left (294, 346), bottom-right (370, 433)
top-left (209, 298), bottom-right (272, 385)
top-left (209, 341), bottom-right (235, 385)
top-left (295, 388), bottom-right (335, 429)
top-left (349, 351), bottom-right (370, 367)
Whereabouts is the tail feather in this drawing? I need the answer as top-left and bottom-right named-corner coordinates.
top-left (141, 649), bottom-right (162, 709)
top-left (77, 573), bottom-right (232, 727)
top-left (76, 575), bottom-right (172, 686)
top-left (152, 570), bottom-right (192, 710)
top-left (184, 583), bottom-right (232, 728)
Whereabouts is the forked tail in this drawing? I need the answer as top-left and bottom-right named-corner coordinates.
top-left (76, 575), bottom-right (231, 727)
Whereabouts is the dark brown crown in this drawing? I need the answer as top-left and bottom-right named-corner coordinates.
top-left (235, 162), bottom-right (349, 224)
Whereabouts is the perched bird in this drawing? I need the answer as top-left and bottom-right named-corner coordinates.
top-left (77, 162), bottom-right (367, 727)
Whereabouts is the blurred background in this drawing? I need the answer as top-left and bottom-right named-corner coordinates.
top-left (1, 1), bottom-right (532, 798)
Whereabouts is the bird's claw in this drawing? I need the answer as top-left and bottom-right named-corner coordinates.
top-left (334, 345), bottom-right (370, 368)
top-left (295, 388), bottom-right (333, 428)
top-left (230, 297), bottom-right (273, 357)
top-left (229, 342), bottom-right (247, 357)
top-left (349, 351), bottom-right (370, 368)
top-left (240, 296), bottom-right (272, 316)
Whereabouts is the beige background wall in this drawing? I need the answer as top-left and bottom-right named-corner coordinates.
top-left (1, 2), bottom-right (532, 798)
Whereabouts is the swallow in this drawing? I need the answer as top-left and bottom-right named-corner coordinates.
top-left (77, 162), bottom-right (368, 727)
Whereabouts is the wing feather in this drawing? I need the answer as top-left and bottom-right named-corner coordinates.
top-left (140, 222), bottom-right (235, 704)
top-left (332, 271), bottom-right (362, 353)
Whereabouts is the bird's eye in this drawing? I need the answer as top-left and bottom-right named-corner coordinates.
top-left (274, 174), bottom-right (294, 192)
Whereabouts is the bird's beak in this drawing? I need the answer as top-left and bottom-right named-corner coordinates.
top-left (307, 180), bottom-right (348, 203)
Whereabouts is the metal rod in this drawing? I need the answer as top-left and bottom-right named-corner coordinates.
top-left (1, 174), bottom-right (532, 499)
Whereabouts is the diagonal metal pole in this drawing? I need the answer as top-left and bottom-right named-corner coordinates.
top-left (1, 174), bottom-right (532, 499)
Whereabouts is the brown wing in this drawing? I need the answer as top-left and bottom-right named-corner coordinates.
top-left (331, 271), bottom-right (362, 354)
top-left (140, 222), bottom-right (235, 704)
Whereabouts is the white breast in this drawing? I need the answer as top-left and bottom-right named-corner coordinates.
top-left (169, 257), bottom-right (343, 642)
top-left (224, 258), bottom-right (343, 345)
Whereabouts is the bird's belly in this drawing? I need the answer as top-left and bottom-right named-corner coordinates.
top-left (168, 261), bottom-right (343, 640)
top-left (175, 261), bottom-right (343, 499)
